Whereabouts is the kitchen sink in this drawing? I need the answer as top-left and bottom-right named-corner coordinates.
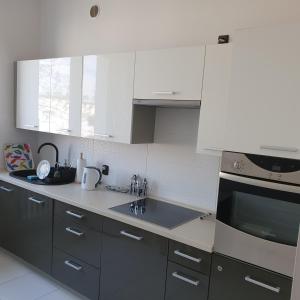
top-left (10, 167), bottom-right (76, 185)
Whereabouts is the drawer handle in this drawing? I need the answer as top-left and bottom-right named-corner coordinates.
top-left (94, 133), bottom-right (113, 138)
top-left (120, 230), bottom-right (143, 241)
top-left (64, 260), bottom-right (83, 271)
top-left (66, 210), bottom-right (85, 219)
top-left (65, 227), bottom-right (85, 237)
top-left (0, 186), bottom-right (13, 192)
top-left (174, 250), bottom-right (202, 263)
top-left (152, 91), bottom-right (176, 95)
top-left (245, 276), bottom-right (280, 293)
top-left (28, 197), bottom-right (45, 205)
top-left (23, 124), bottom-right (39, 128)
top-left (172, 272), bottom-right (199, 287)
top-left (260, 145), bottom-right (298, 153)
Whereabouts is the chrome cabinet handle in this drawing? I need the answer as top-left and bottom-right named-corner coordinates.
top-left (65, 227), bottom-right (84, 237)
top-left (0, 186), bottom-right (13, 192)
top-left (23, 124), bottom-right (39, 128)
top-left (66, 210), bottom-right (85, 219)
top-left (152, 91), bottom-right (176, 95)
top-left (260, 145), bottom-right (298, 153)
top-left (245, 276), bottom-right (280, 293)
top-left (94, 133), bottom-right (113, 138)
top-left (64, 260), bottom-right (83, 271)
top-left (172, 272), bottom-right (199, 286)
top-left (57, 129), bottom-right (71, 133)
top-left (174, 250), bottom-right (202, 263)
top-left (120, 230), bottom-right (143, 241)
top-left (28, 197), bottom-right (45, 205)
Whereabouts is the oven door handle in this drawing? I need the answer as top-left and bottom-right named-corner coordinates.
top-left (219, 172), bottom-right (300, 194)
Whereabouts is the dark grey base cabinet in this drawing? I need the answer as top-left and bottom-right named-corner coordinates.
top-left (52, 201), bottom-right (102, 300)
top-left (209, 254), bottom-right (292, 300)
top-left (52, 248), bottom-right (100, 300)
top-left (165, 262), bottom-right (209, 300)
top-left (100, 218), bottom-right (168, 300)
top-left (0, 181), bottom-right (53, 274)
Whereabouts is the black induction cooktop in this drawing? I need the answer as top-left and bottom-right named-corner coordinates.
top-left (110, 198), bottom-right (205, 229)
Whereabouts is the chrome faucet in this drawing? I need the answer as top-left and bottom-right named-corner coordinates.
top-left (130, 175), bottom-right (148, 198)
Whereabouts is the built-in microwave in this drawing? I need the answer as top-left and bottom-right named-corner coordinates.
top-left (214, 152), bottom-right (300, 277)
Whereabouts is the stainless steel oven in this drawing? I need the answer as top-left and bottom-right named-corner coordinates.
top-left (214, 152), bottom-right (300, 277)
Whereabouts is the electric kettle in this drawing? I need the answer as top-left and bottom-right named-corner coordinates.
top-left (81, 167), bottom-right (102, 191)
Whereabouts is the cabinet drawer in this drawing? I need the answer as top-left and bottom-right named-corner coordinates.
top-left (103, 218), bottom-right (168, 254)
top-left (165, 262), bottom-right (209, 300)
top-left (52, 248), bottom-right (100, 300)
top-left (54, 201), bottom-right (102, 231)
top-left (209, 254), bottom-right (292, 300)
top-left (54, 216), bottom-right (101, 267)
top-left (0, 181), bottom-right (19, 193)
top-left (169, 240), bottom-right (211, 275)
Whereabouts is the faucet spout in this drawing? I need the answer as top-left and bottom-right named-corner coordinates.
top-left (37, 143), bottom-right (59, 168)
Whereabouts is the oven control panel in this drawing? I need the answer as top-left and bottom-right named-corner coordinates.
top-left (221, 152), bottom-right (300, 185)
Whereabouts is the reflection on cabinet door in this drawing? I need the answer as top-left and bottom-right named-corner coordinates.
top-left (17, 59), bottom-right (51, 132)
top-left (197, 44), bottom-right (232, 155)
top-left (81, 53), bottom-right (135, 144)
top-left (50, 57), bottom-right (83, 137)
top-left (134, 47), bottom-right (205, 101)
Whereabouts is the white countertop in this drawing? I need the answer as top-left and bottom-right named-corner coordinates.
top-left (0, 171), bottom-right (215, 253)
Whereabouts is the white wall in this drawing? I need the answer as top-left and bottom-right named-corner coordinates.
top-left (0, 0), bottom-right (41, 168)
top-left (36, 0), bottom-right (300, 210)
top-left (38, 108), bottom-right (220, 210)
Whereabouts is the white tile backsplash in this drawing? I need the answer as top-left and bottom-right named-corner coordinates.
top-left (38, 108), bottom-right (220, 211)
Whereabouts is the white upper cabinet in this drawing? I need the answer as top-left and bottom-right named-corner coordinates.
top-left (197, 44), bottom-right (232, 155)
top-left (17, 57), bottom-right (83, 136)
top-left (134, 47), bottom-right (205, 100)
top-left (226, 24), bottom-right (300, 159)
top-left (49, 57), bottom-right (83, 136)
top-left (81, 52), bottom-right (135, 144)
top-left (17, 59), bottom-right (51, 132)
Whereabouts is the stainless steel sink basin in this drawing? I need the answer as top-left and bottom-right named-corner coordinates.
top-left (10, 167), bottom-right (76, 185)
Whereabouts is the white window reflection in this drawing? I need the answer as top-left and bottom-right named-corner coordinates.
top-left (81, 56), bottom-right (97, 137)
top-left (38, 60), bottom-right (51, 132)
top-left (50, 58), bottom-right (71, 133)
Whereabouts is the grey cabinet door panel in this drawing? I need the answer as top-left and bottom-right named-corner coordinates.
top-left (55, 200), bottom-right (102, 231)
top-left (100, 218), bottom-right (168, 300)
top-left (53, 216), bottom-right (102, 268)
top-left (209, 254), bottom-right (292, 300)
top-left (165, 261), bottom-right (209, 300)
top-left (169, 240), bottom-right (211, 275)
top-left (0, 183), bottom-right (53, 274)
top-left (52, 248), bottom-right (100, 300)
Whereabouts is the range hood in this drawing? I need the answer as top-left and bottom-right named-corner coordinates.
top-left (133, 99), bottom-right (201, 108)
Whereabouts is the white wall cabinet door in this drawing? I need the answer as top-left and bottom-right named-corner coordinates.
top-left (197, 44), bottom-right (232, 155)
top-left (134, 47), bottom-right (205, 101)
top-left (226, 24), bottom-right (300, 159)
top-left (17, 59), bottom-right (51, 133)
top-left (81, 52), bottom-right (135, 144)
top-left (49, 57), bottom-right (82, 136)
